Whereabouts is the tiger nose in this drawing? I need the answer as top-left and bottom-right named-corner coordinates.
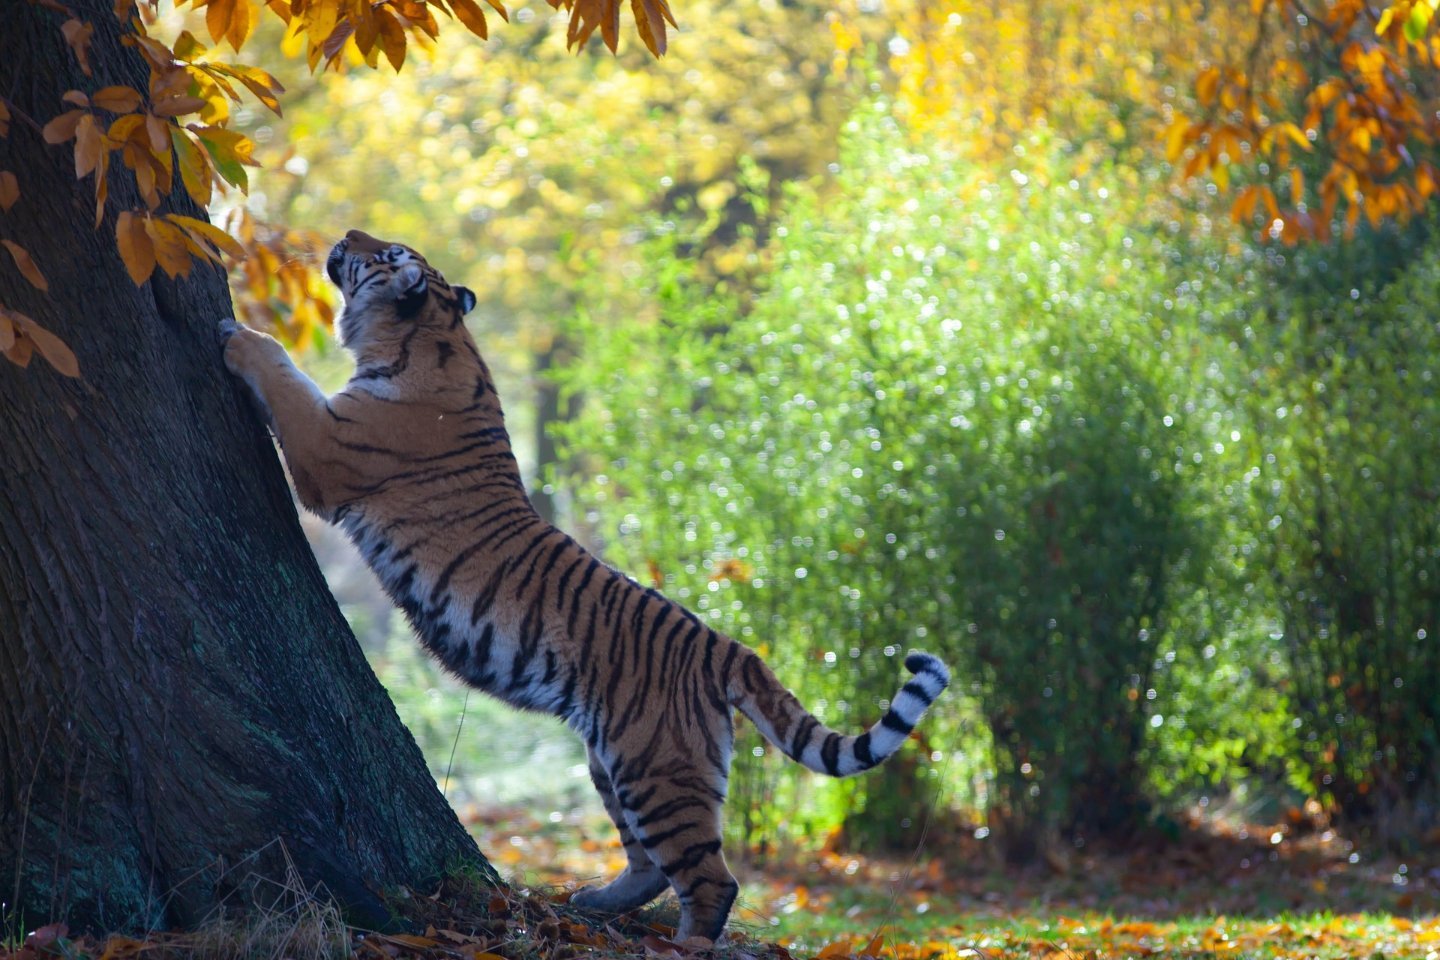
top-left (344, 229), bottom-right (386, 253)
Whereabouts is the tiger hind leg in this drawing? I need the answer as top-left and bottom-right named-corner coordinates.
top-left (571, 753), bottom-right (669, 914)
top-left (620, 774), bottom-right (739, 942)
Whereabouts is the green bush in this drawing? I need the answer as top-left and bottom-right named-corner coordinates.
top-left (1236, 229), bottom-right (1440, 843)
top-left (555, 105), bottom-right (1271, 857)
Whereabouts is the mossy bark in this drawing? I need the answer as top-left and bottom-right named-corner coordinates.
top-left (0, 2), bottom-right (493, 934)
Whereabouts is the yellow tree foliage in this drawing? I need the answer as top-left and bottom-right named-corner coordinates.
top-left (1171, 0), bottom-right (1440, 241)
top-left (0, 0), bottom-right (670, 375)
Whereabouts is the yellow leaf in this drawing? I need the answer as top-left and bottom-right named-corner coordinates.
top-left (144, 217), bottom-right (193, 278)
top-left (1196, 66), bottom-right (1220, 107)
top-left (14, 314), bottom-right (80, 378)
top-left (116, 211), bottom-right (157, 284)
top-left (171, 128), bottom-right (212, 208)
top-left (168, 213), bottom-right (245, 260)
top-left (91, 85), bottom-right (142, 113)
top-left (225, 0), bottom-right (256, 50)
top-left (2, 240), bottom-right (49, 291)
top-left (0, 171), bottom-right (17, 212)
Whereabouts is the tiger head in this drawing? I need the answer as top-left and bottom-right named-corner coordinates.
top-left (326, 229), bottom-right (477, 350)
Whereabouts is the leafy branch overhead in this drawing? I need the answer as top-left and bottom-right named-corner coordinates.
top-left (0, 0), bottom-right (673, 378)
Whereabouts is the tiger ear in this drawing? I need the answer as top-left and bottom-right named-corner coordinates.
top-left (453, 285), bottom-right (477, 316)
top-left (395, 263), bottom-right (428, 316)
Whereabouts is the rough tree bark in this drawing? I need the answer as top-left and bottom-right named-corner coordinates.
top-left (0, 2), bottom-right (492, 934)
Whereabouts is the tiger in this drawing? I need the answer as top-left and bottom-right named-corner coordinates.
top-left (218, 229), bottom-right (951, 942)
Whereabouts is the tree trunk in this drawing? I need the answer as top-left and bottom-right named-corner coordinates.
top-left (0, 3), bottom-right (491, 935)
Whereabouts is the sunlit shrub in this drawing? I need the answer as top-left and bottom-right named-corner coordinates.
top-left (556, 104), bottom-right (1259, 857)
top-left (1238, 229), bottom-right (1440, 844)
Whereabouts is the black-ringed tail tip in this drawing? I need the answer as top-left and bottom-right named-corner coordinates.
top-left (750, 650), bottom-right (951, 779)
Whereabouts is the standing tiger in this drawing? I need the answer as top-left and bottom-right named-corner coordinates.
top-left (219, 229), bottom-right (950, 942)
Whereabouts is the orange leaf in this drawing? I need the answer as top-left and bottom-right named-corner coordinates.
top-left (377, 9), bottom-right (407, 71)
top-left (0, 100), bottom-right (10, 137)
top-left (145, 113), bottom-right (170, 154)
top-left (0, 171), bottom-right (18, 212)
top-left (43, 109), bottom-right (85, 143)
top-left (0, 311), bottom-right (14, 353)
top-left (2, 240), bottom-right (49, 291)
top-left (817, 938), bottom-right (858, 959)
top-left (14, 313), bottom-right (80, 378)
top-left (451, 0), bottom-right (489, 39)
top-left (207, 0), bottom-right (236, 44)
top-left (61, 19), bottom-right (95, 75)
top-left (116, 211), bottom-right (157, 284)
top-left (92, 85), bottom-right (143, 113)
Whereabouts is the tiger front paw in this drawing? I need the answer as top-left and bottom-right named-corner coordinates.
top-left (218, 317), bottom-right (285, 378)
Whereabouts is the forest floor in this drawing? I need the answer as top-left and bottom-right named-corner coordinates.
top-left (5, 808), bottom-right (1437, 960)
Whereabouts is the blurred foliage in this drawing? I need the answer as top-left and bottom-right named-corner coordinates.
top-left (1231, 227), bottom-right (1440, 846)
top-left (213, 0), bottom-right (1440, 860)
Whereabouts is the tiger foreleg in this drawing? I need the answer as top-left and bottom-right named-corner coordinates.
top-left (218, 318), bottom-right (339, 514)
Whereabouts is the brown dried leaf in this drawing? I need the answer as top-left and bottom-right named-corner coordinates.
top-left (377, 9), bottom-right (407, 71)
top-left (0, 171), bottom-right (17, 212)
top-left (42, 108), bottom-right (85, 144)
top-left (6, 331), bottom-right (34, 368)
top-left (145, 113), bottom-right (170, 154)
top-left (2, 240), bottom-right (49, 291)
top-left (74, 113), bottom-right (103, 179)
top-left (0, 311), bottom-right (14, 353)
top-left (116, 211), bottom-right (157, 284)
top-left (15, 314), bottom-right (80, 378)
top-left (60, 20), bottom-right (95, 75)
top-left (62, 89), bottom-right (91, 108)
top-left (152, 95), bottom-right (207, 118)
top-left (0, 100), bottom-right (10, 137)
top-left (92, 85), bottom-right (143, 113)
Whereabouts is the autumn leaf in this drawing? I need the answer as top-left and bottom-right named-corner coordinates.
top-left (207, 0), bottom-right (237, 45)
top-left (152, 94), bottom-right (207, 118)
top-left (0, 100), bottom-right (10, 137)
top-left (171, 127), bottom-right (213, 208)
top-left (42, 108), bottom-right (85, 144)
top-left (116, 210), bottom-right (157, 284)
top-left (168, 214), bottom-right (245, 260)
top-left (61, 19), bottom-right (95, 76)
top-left (377, 8), bottom-right (408, 71)
top-left (0, 172), bottom-right (18, 212)
top-left (92, 85), bottom-right (143, 113)
top-left (190, 125), bottom-right (257, 192)
top-left (73, 114), bottom-right (104, 179)
top-left (143, 216), bottom-right (193, 278)
top-left (13, 312), bottom-right (80, 378)
top-left (3, 239), bottom-right (49, 291)
top-left (451, 0), bottom-right (490, 40)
